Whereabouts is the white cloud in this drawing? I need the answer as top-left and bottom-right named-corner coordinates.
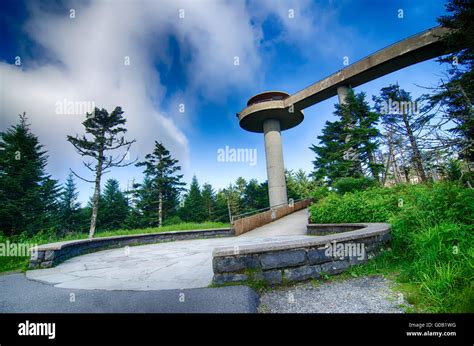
top-left (0, 0), bottom-right (269, 200)
top-left (1, 0), bottom-right (359, 199)
top-left (248, 0), bottom-right (361, 60)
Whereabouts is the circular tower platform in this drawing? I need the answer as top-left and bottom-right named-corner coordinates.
top-left (238, 91), bottom-right (304, 133)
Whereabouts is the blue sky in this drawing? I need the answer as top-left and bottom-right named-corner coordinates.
top-left (0, 0), bottom-right (449, 204)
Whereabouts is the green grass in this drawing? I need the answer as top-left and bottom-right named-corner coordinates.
top-left (93, 222), bottom-right (230, 238)
top-left (0, 222), bottom-right (229, 274)
top-left (309, 182), bottom-right (474, 313)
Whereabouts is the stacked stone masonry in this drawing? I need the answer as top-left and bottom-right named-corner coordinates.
top-left (212, 223), bottom-right (390, 285)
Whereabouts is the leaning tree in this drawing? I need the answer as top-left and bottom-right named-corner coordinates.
top-left (67, 107), bottom-right (135, 238)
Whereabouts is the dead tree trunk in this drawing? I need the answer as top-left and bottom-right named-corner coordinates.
top-left (158, 190), bottom-right (163, 227)
top-left (89, 149), bottom-right (104, 239)
top-left (401, 111), bottom-right (427, 182)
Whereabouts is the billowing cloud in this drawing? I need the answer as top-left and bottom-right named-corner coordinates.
top-left (1, 0), bottom-right (347, 200)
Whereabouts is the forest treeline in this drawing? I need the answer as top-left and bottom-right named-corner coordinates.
top-left (0, 112), bottom-right (312, 238)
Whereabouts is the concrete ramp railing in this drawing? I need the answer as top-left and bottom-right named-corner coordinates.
top-left (232, 199), bottom-right (312, 236)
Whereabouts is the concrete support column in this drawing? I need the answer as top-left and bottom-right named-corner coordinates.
top-left (337, 85), bottom-right (350, 105)
top-left (263, 118), bottom-right (288, 207)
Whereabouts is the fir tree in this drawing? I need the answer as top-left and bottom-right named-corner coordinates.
top-left (125, 177), bottom-right (156, 228)
top-left (136, 141), bottom-right (185, 226)
top-left (243, 179), bottom-right (268, 211)
top-left (180, 176), bottom-right (206, 222)
top-left (0, 113), bottom-right (58, 236)
top-left (311, 90), bottom-right (381, 184)
top-left (97, 179), bottom-right (129, 230)
top-left (201, 183), bottom-right (217, 221)
top-left (430, 0), bottom-right (474, 162)
top-left (58, 172), bottom-right (82, 234)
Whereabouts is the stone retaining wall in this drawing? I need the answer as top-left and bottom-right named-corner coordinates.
top-left (29, 228), bottom-right (234, 269)
top-left (233, 199), bottom-right (312, 236)
top-left (212, 223), bottom-right (390, 285)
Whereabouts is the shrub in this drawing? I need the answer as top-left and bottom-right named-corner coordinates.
top-left (311, 185), bottom-right (330, 203)
top-left (333, 176), bottom-right (378, 194)
top-left (310, 186), bottom-right (396, 223)
top-left (162, 216), bottom-right (183, 226)
top-left (309, 182), bottom-right (474, 312)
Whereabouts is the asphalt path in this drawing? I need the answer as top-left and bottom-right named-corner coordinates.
top-left (0, 273), bottom-right (259, 313)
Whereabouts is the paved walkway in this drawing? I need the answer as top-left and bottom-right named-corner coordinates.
top-left (0, 273), bottom-right (259, 313)
top-left (26, 209), bottom-right (310, 291)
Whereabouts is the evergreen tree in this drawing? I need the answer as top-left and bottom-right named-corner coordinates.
top-left (349, 92), bottom-right (382, 181)
top-left (243, 179), bottom-right (268, 211)
top-left (286, 169), bottom-right (315, 199)
top-left (180, 176), bottom-right (206, 222)
top-left (58, 172), bottom-right (82, 234)
top-left (136, 141), bottom-right (185, 226)
top-left (125, 177), bottom-right (156, 228)
top-left (40, 176), bottom-right (62, 232)
top-left (214, 190), bottom-right (232, 223)
top-left (97, 179), bottom-right (129, 230)
top-left (201, 183), bottom-right (217, 221)
top-left (234, 177), bottom-right (247, 211)
top-left (310, 90), bottom-right (381, 184)
top-left (257, 181), bottom-right (269, 208)
top-left (374, 85), bottom-right (428, 182)
top-left (67, 106), bottom-right (135, 238)
top-left (310, 120), bottom-right (349, 184)
top-left (0, 113), bottom-right (58, 236)
top-left (225, 182), bottom-right (242, 217)
top-left (286, 170), bottom-right (300, 200)
top-left (429, 0), bottom-right (474, 162)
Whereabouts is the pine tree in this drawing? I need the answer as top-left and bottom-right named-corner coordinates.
top-left (223, 183), bottom-right (242, 217)
top-left (310, 120), bottom-right (350, 184)
top-left (311, 90), bottom-right (381, 184)
top-left (374, 85), bottom-right (428, 182)
top-left (125, 177), bottom-right (156, 228)
top-left (243, 179), bottom-right (268, 211)
top-left (58, 172), bottom-right (81, 234)
top-left (286, 170), bottom-right (300, 200)
top-left (180, 176), bottom-right (206, 222)
top-left (67, 106), bottom-right (135, 238)
top-left (136, 141), bottom-right (185, 227)
top-left (40, 176), bottom-right (62, 232)
top-left (201, 183), bottom-right (217, 221)
top-left (235, 177), bottom-right (247, 210)
top-left (0, 113), bottom-right (59, 236)
top-left (293, 169), bottom-right (315, 198)
top-left (97, 179), bottom-right (129, 230)
top-left (429, 0), bottom-right (474, 162)
top-left (349, 92), bottom-right (382, 181)
top-left (214, 190), bottom-right (232, 223)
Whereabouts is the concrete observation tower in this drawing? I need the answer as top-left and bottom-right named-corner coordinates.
top-left (236, 26), bottom-right (449, 208)
top-left (238, 91), bottom-right (304, 208)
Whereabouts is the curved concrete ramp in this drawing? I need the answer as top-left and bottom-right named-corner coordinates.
top-left (26, 209), bottom-right (310, 291)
